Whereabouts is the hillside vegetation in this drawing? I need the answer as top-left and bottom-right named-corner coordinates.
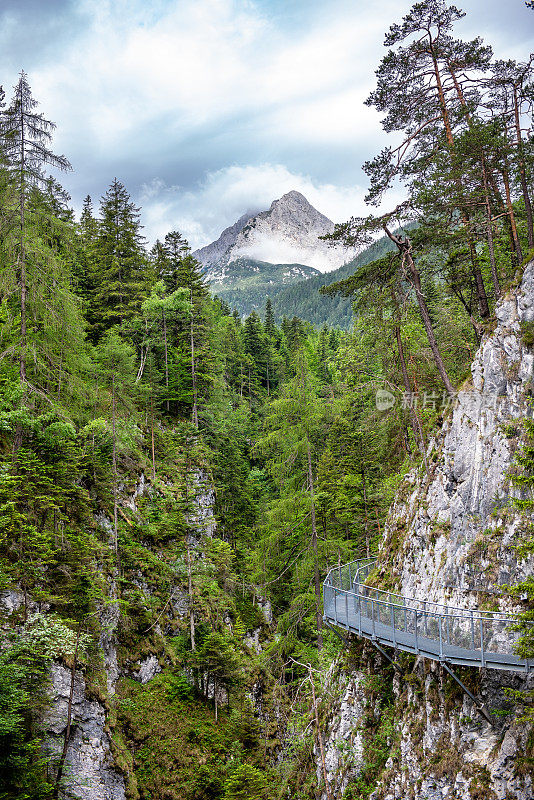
top-left (0, 2), bottom-right (533, 799)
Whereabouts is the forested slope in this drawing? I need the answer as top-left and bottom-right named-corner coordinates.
top-left (269, 235), bottom-right (397, 328)
top-left (1, 2), bottom-right (534, 799)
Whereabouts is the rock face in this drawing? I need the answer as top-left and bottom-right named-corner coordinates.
top-left (193, 191), bottom-right (356, 276)
top-left (193, 211), bottom-right (259, 272)
top-left (389, 261), bottom-right (534, 615)
top-left (318, 260), bottom-right (534, 800)
top-left (315, 666), bottom-right (366, 796)
top-left (43, 664), bottom-right (126, 800)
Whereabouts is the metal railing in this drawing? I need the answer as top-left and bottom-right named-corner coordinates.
top-left (323, 558), bottom-right (533, 673)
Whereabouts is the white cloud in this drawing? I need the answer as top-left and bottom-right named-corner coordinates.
top-left (137, 162), bottom-right (403, 250)
top-left (3, 0), bottom-right (528, 251)
top-left (28, 0), bottom-right (400, 159)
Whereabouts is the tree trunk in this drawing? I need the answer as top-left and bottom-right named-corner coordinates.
top-left (501, 142), bottom-right (524, 263)
top-left (481, 161), bottom-right (501, 299)
top-left (467, 233), bottom-right (490, 318)
top-left (394, 325), bottom-right (429, 469)
top-left (150, 396), bottom-right (156, 482)
top-left (513, 86), bottom-right (534, 249)
top-left (385, 228), bottom-right (455, 396)
top-left (438, 57), bottom-right (490, 317)
top-left (13, 87), bottom-right (28, 453)
top-left (306, 437), bottom-right (323, 651)
top-left (162, 308), bottom-right (169, 412)
top-left (190, 292), bottom-right (198, 428)
top-left (310, 672), bottom-right (332, 800)
top-left (361, 470), bottom-right (370, 557)
top-left (187, 544), bottom-right (195, 651)
top-left (19, 83), bottom-right (27, 392)
top-left (112, 373), bottom-right (118, 554)
top-left (429, 41), bottom-right (455, 148)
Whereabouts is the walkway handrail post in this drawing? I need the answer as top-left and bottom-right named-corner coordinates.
top-left (372, 599), bottom-right (376, 639)
top-left (423, 601), bottom-right (428, 635)
top-left (334, 588), bottom-right (338, 625)
top-left (471, 611), bottom-right (475, 649)
top-left (480, 618), bottom-right (485, 668)
top-left (391, 605), bottom-right (396, 648)
top-left (345, 589), bottom-right (349, 630)
top-left (439, 615), bottom-right (443, 660)
top-left (414, 610), bottom-right (419, 653)
top-left (348, 562), bottom-right (352, 590)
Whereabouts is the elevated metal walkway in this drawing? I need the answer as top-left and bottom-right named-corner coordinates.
top-left (323, 559), bottom-right (533, 673)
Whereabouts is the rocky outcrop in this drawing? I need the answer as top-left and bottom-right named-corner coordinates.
top-left (193, 211), bottom-right (259, 271)
top-left (315, 667), bottom-right (366, 796)
top-left (319, 260), bottom-right (534, 800)
top-left (387, 260), bottom-right (534, 616)
top-left (43, 664), bottom-right (126, 800)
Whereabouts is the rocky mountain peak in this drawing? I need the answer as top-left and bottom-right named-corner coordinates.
top-left (270, 190), bottom-right (320, 212)
top-left (193, 190), bottom-right (356, 275)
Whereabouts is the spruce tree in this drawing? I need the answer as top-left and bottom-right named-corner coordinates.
top-left (265, 298), bottom-right (275, 339)
top-left (75, 195), bottom-right (101, 331)
top-left (0, 72), bottom-right (85, 414)
top-left (154, 231), bottom-right (212, 423)
top-left (91, 178), bottom-right (148, 337)
top-left (160, 230), bottom-right (192, 292)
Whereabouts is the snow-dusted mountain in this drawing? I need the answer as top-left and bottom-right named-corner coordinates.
top-left (193, 190), bottom-right (356, 279)
top-left (193, 211), bottom-right (259, 274)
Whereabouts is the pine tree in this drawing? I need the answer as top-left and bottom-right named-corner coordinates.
top-left (489, 57), bottom-right (534, 250)
top-left (364, 0), bottom-right (493, 317)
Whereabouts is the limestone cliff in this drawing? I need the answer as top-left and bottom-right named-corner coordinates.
top-left (318, 259), bottom-right (534, 800)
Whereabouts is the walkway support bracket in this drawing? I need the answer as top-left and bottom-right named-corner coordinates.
top-left (369, 640), bottom-right (402, 672)
top-left (324, 618), bottom-right (351, 647)
top-left (441, 662), bottom-right (494, 727)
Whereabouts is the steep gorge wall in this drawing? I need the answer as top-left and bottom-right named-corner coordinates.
top-left (1, 471), bottom-right (218, 800)
top-left (318, 260), bottom-right (534, 800)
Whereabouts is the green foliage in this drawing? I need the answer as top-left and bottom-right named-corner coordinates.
top-left (1, 26), bottom-right (532, 799)
top-left (89, 178), bottom-right (149, 338)
top-left (0, 623), bottom-right (80, 800)
top-left (521, 320), bottom-right (534, 349)
top-left (117, 672), bottom-right (268, 800)
top-left (223, 764), bottom-right (268, 800)
top-left (508, 415), bottom-right (534, 660)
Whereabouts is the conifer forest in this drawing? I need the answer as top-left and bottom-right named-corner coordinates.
top-left (1, 2), bottom-right (534, 799)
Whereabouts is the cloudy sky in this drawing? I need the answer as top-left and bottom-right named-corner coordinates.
top-left (1, 0), bottom-right (532, 248)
